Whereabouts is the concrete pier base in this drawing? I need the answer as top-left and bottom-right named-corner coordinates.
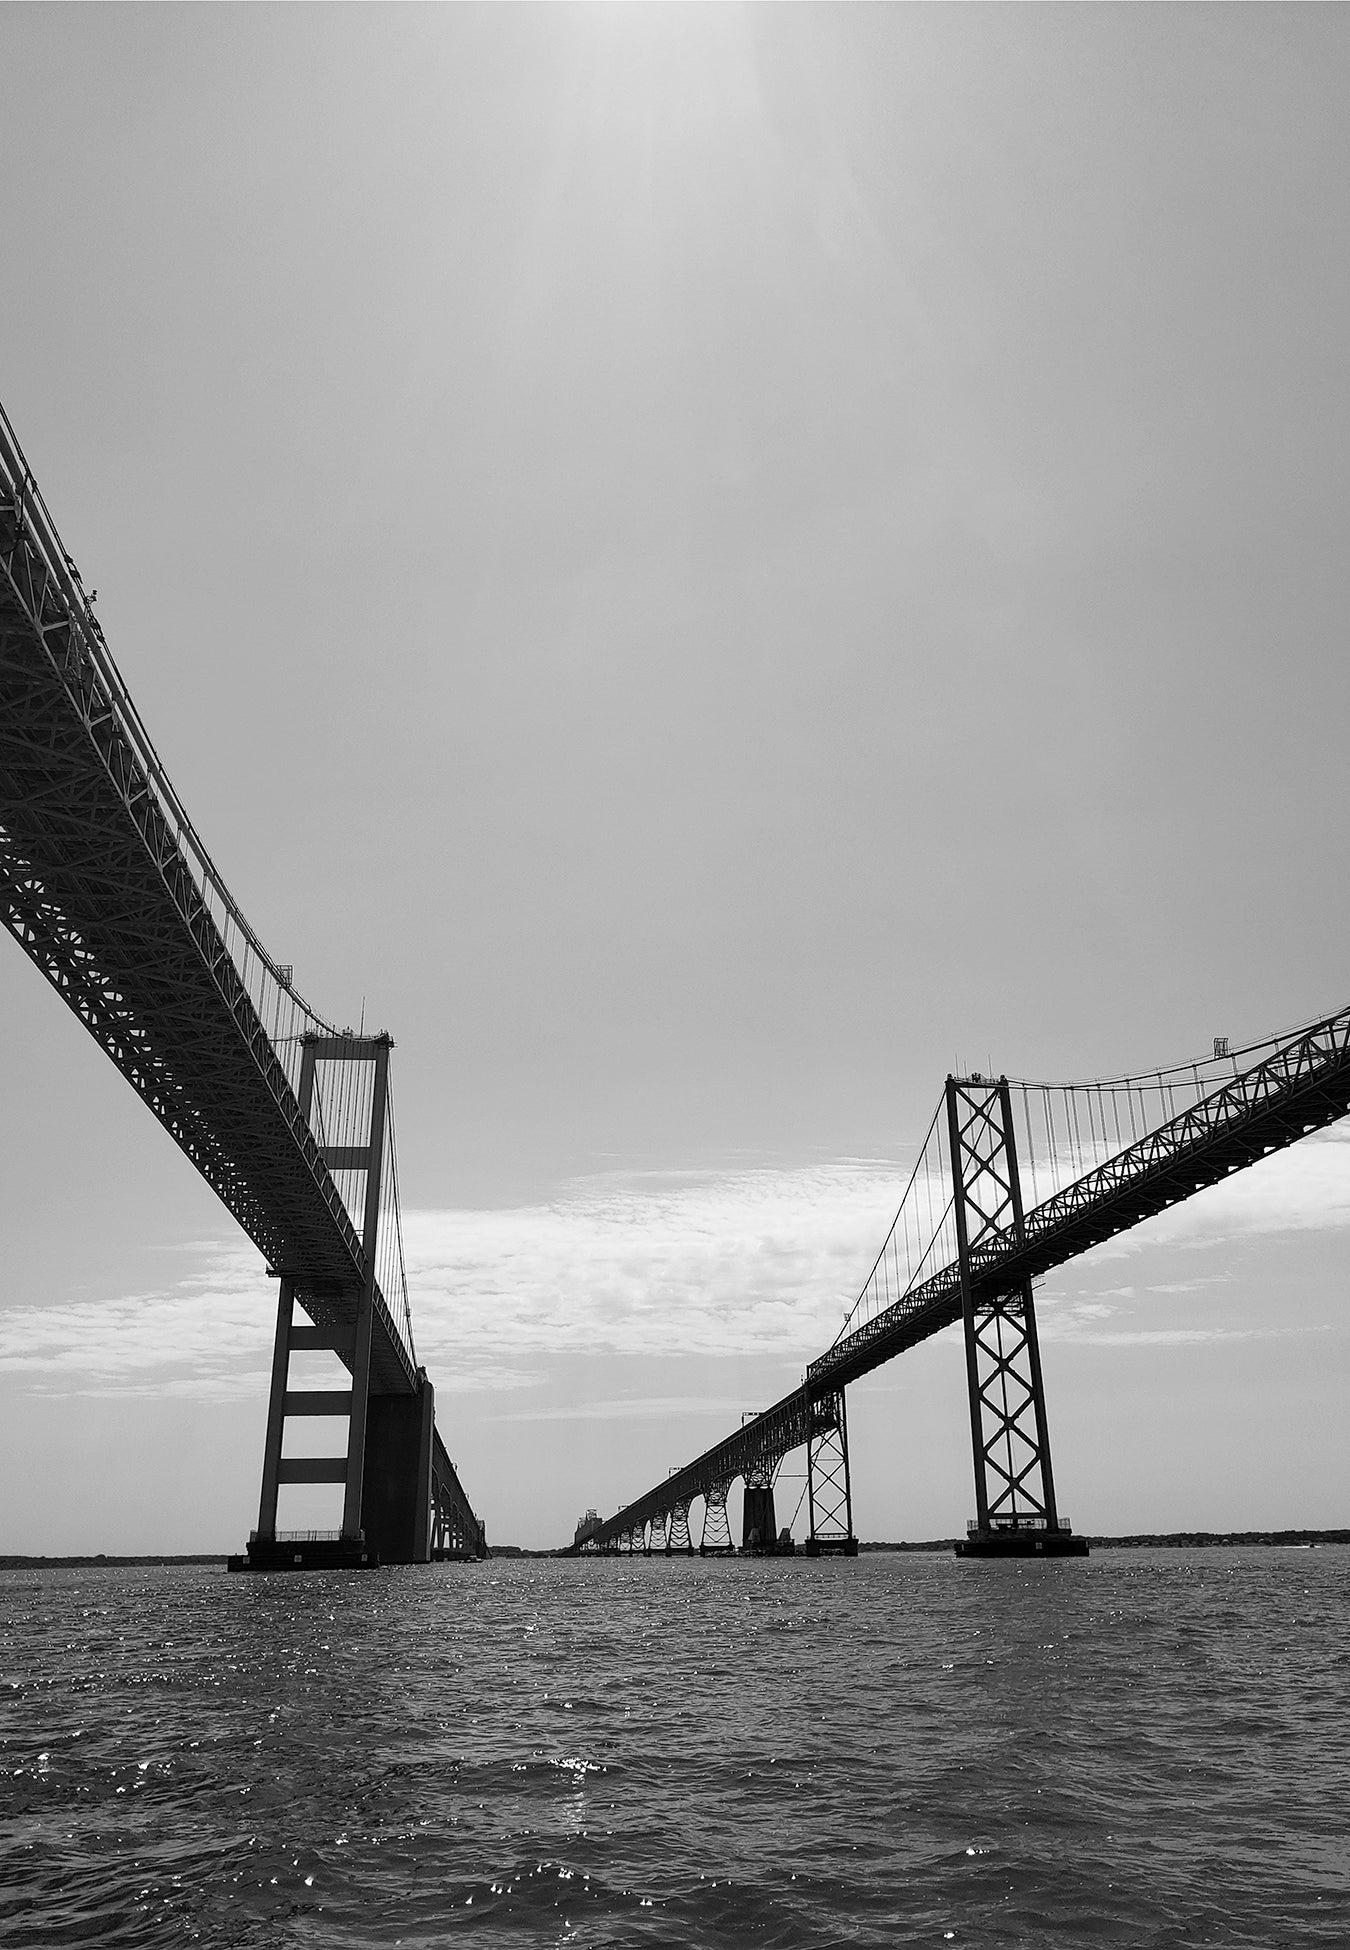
top-left (742, 1483), bottom-right (778, 1552)
top-left (955, 1527), bottom-right (1089, 1558)
top-left (361, 1379), bottom-right (435, 1564)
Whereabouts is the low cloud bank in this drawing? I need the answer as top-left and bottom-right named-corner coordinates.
top-left (3, 1132), bottom-right (1347, 1398)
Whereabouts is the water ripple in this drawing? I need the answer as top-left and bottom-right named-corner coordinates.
top-left (2, 1551), bottom-right (1348, 1945)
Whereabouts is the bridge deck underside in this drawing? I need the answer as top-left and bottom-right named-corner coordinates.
top-left (585, 1024), bottom-right (1350, 1550)
top-left (0, 516), bottom-right (414, 1395)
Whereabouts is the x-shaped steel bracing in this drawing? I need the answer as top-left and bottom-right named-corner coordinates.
top-left (947, 1077), bottom-right (1059, 1534)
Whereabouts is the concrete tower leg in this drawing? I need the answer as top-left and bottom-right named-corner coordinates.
top-left (361, 1373), bottom-right (435, 1564)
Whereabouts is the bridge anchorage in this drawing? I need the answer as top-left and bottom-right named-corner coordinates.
top-left (0, 396), bottom-right (487, 1571)
top-left (572, 1007), bottom-right (1350, 1561)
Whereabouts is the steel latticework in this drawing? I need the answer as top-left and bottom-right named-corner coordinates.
top-left (576, 1008), bottom-right (1350, 1556)
top-left (804, 1392), bottom-right (855, 1555)
top-left (699, 1481), bottom-right (734, 1555)
top-left (0, 399), bottom-right (483, 1566)
top-left (945, 1078), bottom-right (1071, 1556)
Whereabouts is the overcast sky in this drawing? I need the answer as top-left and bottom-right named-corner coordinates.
top-left (2, 5), bottom-right (1348, 1551)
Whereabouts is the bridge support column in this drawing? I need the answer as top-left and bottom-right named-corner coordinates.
top-left (360, 1374), bottom-right (434, 1563)
top-left (946, 1076), bottom-right (1087, 1559)
top-left (667, 1500), bottom-right (694, 1554)
top-left (256, 1274), bottom-right (297, 1543)
top-left (699, 1482), bottom-right (735, 1555)
top-left (236, 1034), bottom-right (438, 1572)
top-left (805, 1391), bottom-right (857, 1554)
top-left (742, 1452), bottom-right (784, 1551)
top-left (742, 1482), bottom-right (777, 1550)
top-left (341, 1037), bottom-right (391, 1545)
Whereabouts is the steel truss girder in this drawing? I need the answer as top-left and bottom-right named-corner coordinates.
top-left (576, 1389), bottom-right (812, 1552)
top-left (743, 1452), bottom-right (780, 1493)
top-left (582, 1010), bottom-right (1350, 1552)
top-left (432, 1441), bottom-right (485, 1556)
top-left (0, 404), bottom-right (486, 1554)
top-left (805, 1011), bottom-right (1350, 1397)
top-left (0, 470), bottom-right (416, 1391)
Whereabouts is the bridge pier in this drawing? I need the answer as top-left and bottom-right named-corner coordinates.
top-left (234, 1035), bottom-right (443, 1572)
top-left (667, 1500), bottom-right (694, 1554)
top-left (805, 1389), bottom-right (857, 1554)
top-left (699, 1482), bottom-right (735, 1555)
top-left (947, 1077), bottom-right (1087, 1560)
top-left (742, 1481), bottom-right (777, 1550)
top-left (361, 1378), bottom-right (434, 1563)
top-left (742, 1448), bottom-right (789, 1552)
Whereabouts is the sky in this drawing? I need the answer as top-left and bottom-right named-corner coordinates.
top-left (1, 4), bottom-right (1348, 1551)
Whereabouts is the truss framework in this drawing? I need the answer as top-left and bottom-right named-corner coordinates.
top-left (431, 1445), bottom-right (483, 1557)
top-left (579, 1009), bottom-right (1350, 1553)
top-left (700, 1481), bottom-right (734, 1554)
top-left (0, 402), bottom-right (487, 1558)
top-left (806, 1391), bottom-right (854, 1547)
top-left (947, 1078), bottom-right (1057, 1532)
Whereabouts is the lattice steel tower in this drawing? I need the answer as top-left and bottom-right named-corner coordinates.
top-left (946, 1076), bottom-right (1087, 1558)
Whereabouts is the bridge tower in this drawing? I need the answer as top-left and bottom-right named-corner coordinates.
top-left (804, 1389), bottom-right (858, 1554)
top-left (946, 1076), bottom-right (1086, 1557)
top-left (246, 1034), bottom-right (435, 1570)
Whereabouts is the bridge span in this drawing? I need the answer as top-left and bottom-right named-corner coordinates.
top-left (573, 1010), bottom-right (1350, 1559)
top-left (0, 398), bottom-right (484, 1569)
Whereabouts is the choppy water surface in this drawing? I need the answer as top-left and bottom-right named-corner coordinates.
top-left (2, 1549), bottom-right (1347, 1947)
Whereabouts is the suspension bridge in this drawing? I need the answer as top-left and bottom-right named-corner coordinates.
top-left (0, 398), bottom-right (485, 1570)
top-left (5, 395), bottom-right (1345, 1573)
top-left (572, 1018), bottom-right (1350, 1559)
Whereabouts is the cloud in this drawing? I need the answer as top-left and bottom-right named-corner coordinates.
top-left (1058, 1325), bottom-right (1332, 1349)
top-left (485, 1395), bottom-right (752, 1425)
top-left (2, 1132), bottom-right (1348, 1401)
top-left (0, 1247), bottom-right (267, 1397)
top-left (401, 1159), bottom-right (906, 1374)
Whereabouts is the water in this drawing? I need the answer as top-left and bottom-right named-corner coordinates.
top-left (2, 1549), bottom-right (1347, 1947)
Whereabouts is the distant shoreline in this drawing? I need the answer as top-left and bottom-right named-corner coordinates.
top-left (859, 1529), bottom-right (1350, 1553)
top-left (2, 1530), bottom-right (1346, 1569)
